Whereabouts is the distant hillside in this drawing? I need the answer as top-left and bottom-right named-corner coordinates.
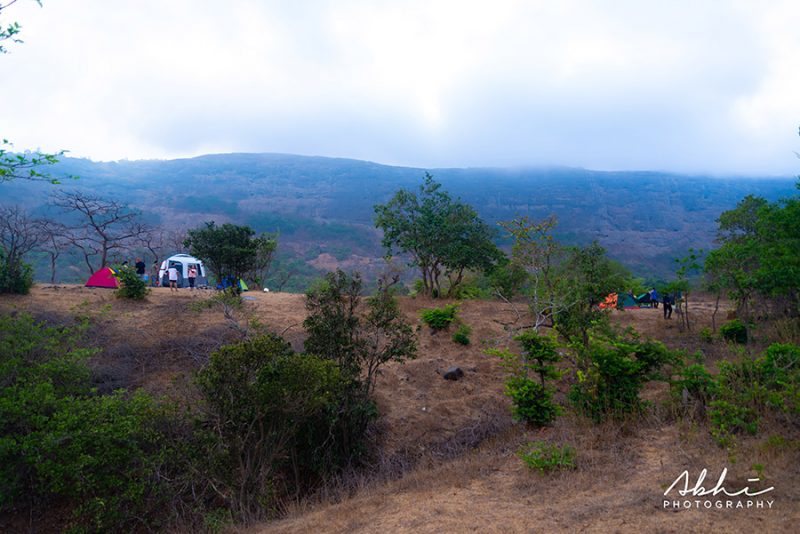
top-left (3, 153), bottom-right (796, 287)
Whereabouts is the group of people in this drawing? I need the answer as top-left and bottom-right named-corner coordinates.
top-left (649, 288), bottom-right (675, 319)
top-left (628, 288), bottom-right (675, 319)
top-left (123, 257), bottom-right (198, 291)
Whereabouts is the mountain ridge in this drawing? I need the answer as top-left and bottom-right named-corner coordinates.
top-left (3, 152), bottom-right (797, 287)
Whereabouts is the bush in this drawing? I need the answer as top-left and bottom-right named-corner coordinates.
top-left (699, 326), bottom-right (714, 343)
top-left (672, 363), bottom-right (718, 408)
top-left (0, 313), bottom-right (182, 532)
top-left (490, 330), bottom-right (563, 427)
top-left (517, 441), bottom-right (576, 473)
top-left (709, 400), bottom-right (758, 447)
top-left (0, 250), bottom-right (33, 294)
top-left (420, 304), bottom-right (458, 331)
top-left (721, 319), bottom-right (748, 344)
top-left (451, 323), bottom-right (471, 345)
top-left (569, 333), bottom-right (678, 422)
top-left (505, 376), bottom-right (560, 426)
top-left (114, 265), bottom-right (150, 300)
top-left (677, 343), bottom-right (800, 449)
top-left (196, 332), bottom-right (377, 521)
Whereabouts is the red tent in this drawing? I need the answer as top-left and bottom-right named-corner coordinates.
top-left (85, 266), bottom-right (119, 288)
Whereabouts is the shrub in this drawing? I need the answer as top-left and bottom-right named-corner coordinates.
top-left (569, 333), bottom-right (678, 422)
top-left (304, 269), bottom-right (417, 392)
top-left (699, 326), bottom-right (714, 343)
top-left (452, 323), bottom-right (471, 345)
top-left (0, 313), bottom-right (182, 532)
top-left (196, 334), bottom-right (353, 520)
top-left (0, 250), bottom-right (33, 294)
top-left (672, 363), bottom-right (718, 408)
top-left (517, 441), bottom-right (576, 473)
top-left (709, 400), bottom-right (758, 447)
top-left (490, 330), bottom-right (563, 427)
top-left (420, 304), bottom-right (458, 331)
top-left (505, 376), bottom-right (560, 426)
top-left (721, 319), bottom-right (748, 344)
top-left (114, 264), bottom-right (150, 300)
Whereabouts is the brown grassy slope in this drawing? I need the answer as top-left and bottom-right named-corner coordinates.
top-left (257, 299), bottom-right (800, 534)
top-left (0, 286), bottom-right (517, 456)
top-left (2, 287), bottom-right (798, 533)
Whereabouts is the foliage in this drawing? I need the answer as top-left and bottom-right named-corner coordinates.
top-left (569, 331), bottom-right (678, 422)
top-left (555, 242), bottom-right (629, 347)
top-left (515, 330), bottom-right (562, 384)
top-left (196, 334), bottom-right (354, 520)
top-left (675, 343), bottom-right (800, 448)
top-left (672, 363), bottom-right (718, 409)
top-left (419, 303), bottom-right (459, 331)
top-left (451, 323), bottom-right (471, 345)
top-left (374, 173), bottom-right (502, 298)
top-left (304, 269), bottom-right (417, 394)
top-left (0, 313), bottom-right (182, 532)
top-left (486, 257), bottom-right (528, 299)
top-left (709, 400), bottom-right (759, 448)
top-left (699, 326), bottom-right (714, 343)
top-left (0, 205), bottom-right (40, 293)
top-left (505, 376), bottom-right (560, 426)
top-left (113, 264), bottom-right (149, 300)
top-left (184, 221), bottom-right (277, 290)
top-left (0, 248), bottom-right (33, 294)
top-left (720, 319), bottom-right (748, 344)
top-left (705, 185), bottom-right (800, 320)
top-left (490, 330), bottom-right (563, 426)
top-left (517, 441), bottom-right (576, 473)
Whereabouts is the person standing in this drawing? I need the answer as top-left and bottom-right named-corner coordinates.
top-left (663, 293), bottom-right (673, 319)
top-left (135, 258), bottom-right (146, 280)
top-left (168, 265), bottom-right (179, 292)
top-left (187, 265), bottom-right (197, 291)
top-left (151, 261), bottom-right (160, 287)
top-left (650, 288), bottom-right (659, 309)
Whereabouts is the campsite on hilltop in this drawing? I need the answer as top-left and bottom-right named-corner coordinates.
top-left (1, 160), bottom-right (800, 533)
top-left (4, 1), bottom-right (800, 532)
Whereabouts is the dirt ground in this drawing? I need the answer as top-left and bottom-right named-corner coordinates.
top-left (2, 286), bottom-right (798, 533)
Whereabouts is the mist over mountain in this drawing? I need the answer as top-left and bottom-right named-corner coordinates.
top-left (5, 153), bottom-right (796, 287)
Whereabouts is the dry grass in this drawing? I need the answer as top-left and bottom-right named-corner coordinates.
top-left (2, 286), bottom-right (799, 533)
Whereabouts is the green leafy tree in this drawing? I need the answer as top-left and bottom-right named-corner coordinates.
top-left (303, 269), bottom-right (417, 394)
top-left (555, 242), bottom-right (629, 347)
top-left (184, 222), bottom-right (277, 289)
top-left (374, 173), bottom-right (501, 297)
top-left (705, 188), bottom-right (799, 319)
top-left (113, 264), bottom-right (149, 300)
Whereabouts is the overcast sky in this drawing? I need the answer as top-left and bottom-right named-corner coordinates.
top-left (2, 0), bottom-right (799, 175)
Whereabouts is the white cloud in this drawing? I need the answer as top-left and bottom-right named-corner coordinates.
top-left (1, 0), bottom-right (798, 174)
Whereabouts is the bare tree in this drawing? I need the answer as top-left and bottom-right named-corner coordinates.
top-left (0, 205), bottom-right (41, 282)
top-left (498, 216), bottom-right (576, 334)
top-left (52, 191), bottom-right (149, 274)
top-left (34, 218), bottom-right (69, 284)
top-left (139, 227), bottom-right (168, 266)
top-left (166, 227), bottom-right (189, 253)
